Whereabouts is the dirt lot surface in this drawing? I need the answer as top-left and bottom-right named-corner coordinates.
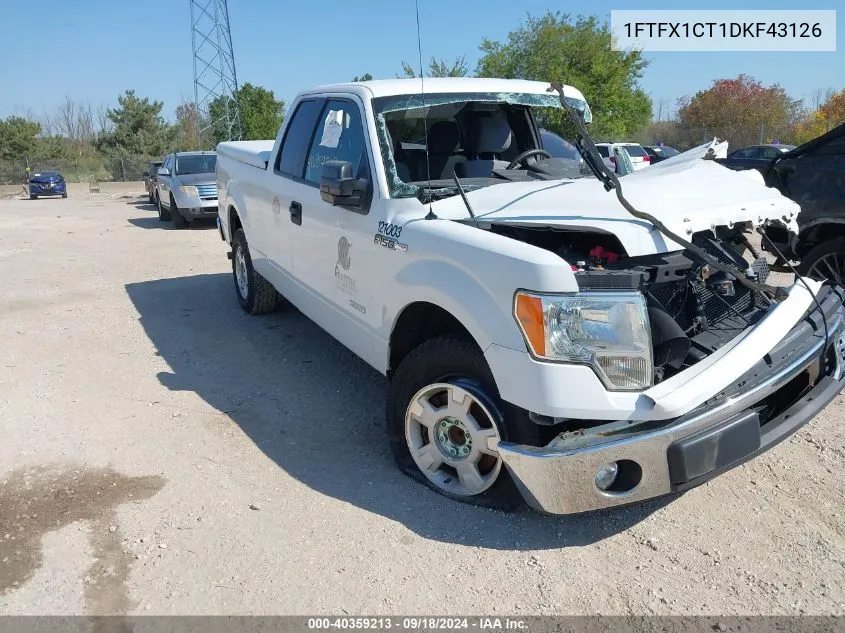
top-left (0, 193), bottom-right (844, 616)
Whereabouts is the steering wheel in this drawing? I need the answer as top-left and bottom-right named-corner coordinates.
top-left (506, 148), bottom-right (551, 170)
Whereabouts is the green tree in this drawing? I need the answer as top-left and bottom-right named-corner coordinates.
top-left (677, 75), bottom-right (801, 147)
top-left (209, 83), bottom-right (285, 144)
top-left (352, 73), bottom-right (373, 82)
top-left (95, 90), bottom-right (173, 156)
top-left (174, 101), bottom-right (208, 151)
top-left (400, 56), bottom-right (469, 78)
top-left (0, 116), bottom-right (42, 160)
top-left (476, 12), bottom-right (652, 140)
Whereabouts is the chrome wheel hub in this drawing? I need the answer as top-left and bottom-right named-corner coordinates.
top-left (434, 417), bottom-right (473, 460)
top-left (404, 382), bottom-right (502, 497)
top-left (235, 246), bottom-right (249, 299)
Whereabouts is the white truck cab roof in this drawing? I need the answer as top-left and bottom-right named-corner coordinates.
top-left (300, 77), bottom-right (588, 102)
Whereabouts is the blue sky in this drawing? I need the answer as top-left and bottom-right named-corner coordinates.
top-left (0, 0), bottom-right (841, 123)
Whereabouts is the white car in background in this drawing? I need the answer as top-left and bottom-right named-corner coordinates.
top-left (595, 142), bottom-right (651, 172)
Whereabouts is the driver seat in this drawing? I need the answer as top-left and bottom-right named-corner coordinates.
top-left (456, 111), bottom-right (513, 178)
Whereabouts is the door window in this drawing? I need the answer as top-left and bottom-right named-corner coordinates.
top-left (275, 99), bottom-right (324, 178)
top-left (304, 100), bottom-right (367, 184)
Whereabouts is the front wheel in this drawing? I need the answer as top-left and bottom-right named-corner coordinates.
top-left (232, 228), bottom-right (278, 315)
top-left (170, 195), bottom-right (188, 228)
top-left (798, 237), bottom-right (845, 287)
top-left (387, 336), bottom-right (524, 510)
top-left (157, 194), bottom-right (170, 221)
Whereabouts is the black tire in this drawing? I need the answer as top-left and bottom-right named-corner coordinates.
top-left (148, 191), bottom-right (155, 205)
top-left (387, 335), bottom-right (527, 511)
top-left (170, 195), bottom-right (188, 228)
top-left (29, 194), bottom-right (37, 200)
top-left (157, 194), bottom-right (170, 221)
top-left (61, 192), bottom-right (67, 199)
top-left (797, 237), bottom-right (845, 287)
top-left (232, 228), bottom-right (278, 315)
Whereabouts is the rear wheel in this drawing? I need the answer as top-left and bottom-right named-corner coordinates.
top-left (387, 336), bottom-right (525, 510)
top-left (232, 228), bottom-right (278, 315)
top-left (798, 237), bottom-right (845, 287)
top-left (170, 195), bottom-right (188, 228)
top-left (61, 192), bottom-right (67, 199)
top-left (29, 194), bottom-right (37, 200)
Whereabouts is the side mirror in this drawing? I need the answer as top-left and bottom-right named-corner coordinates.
top-left (320, 161), bottom-right (366, 207)
top-left (143, 171), bottom-right (149, 178)
top-left (157, 167), bottom-right (170, 177)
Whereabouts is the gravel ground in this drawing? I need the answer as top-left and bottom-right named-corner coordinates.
top-left (0, 193), bottom-right (843, 616)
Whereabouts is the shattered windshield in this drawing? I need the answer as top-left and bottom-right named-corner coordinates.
top-left (372, 91), bottom-right (592, 200)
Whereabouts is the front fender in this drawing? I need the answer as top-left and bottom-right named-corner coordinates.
top-left (393, 260), bottom-right (518, 354)
top-left (386, 218), bottom-right (580, 357)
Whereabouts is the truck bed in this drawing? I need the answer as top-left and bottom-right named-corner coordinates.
top-left (216, 140), bottom-right (275, 170)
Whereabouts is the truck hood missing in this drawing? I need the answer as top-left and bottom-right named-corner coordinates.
top-left (431, 141), bottom-right (800, 257)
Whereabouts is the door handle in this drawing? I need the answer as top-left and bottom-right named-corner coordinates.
top-left (289, 200), bottom-right (302, 226)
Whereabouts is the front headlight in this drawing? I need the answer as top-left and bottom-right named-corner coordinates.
top-left (514, 290), bottom-right (653, 391)
top-left (178, 185), bottom-right (198, 197)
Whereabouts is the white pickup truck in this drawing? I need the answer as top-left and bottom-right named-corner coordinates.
top-left (215, 78), bottom-right (845, 515)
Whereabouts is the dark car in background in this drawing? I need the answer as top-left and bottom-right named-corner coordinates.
top-left (759, 123), bottom-right (845, 284)
top-left (28, 171), bottom-right (67, 199)
top-left (716, 143), bottom-right (796, 173)
top-left (144, 160), bottom-right (163, 205)
top-left (644, 145), bottom-right (680, 163)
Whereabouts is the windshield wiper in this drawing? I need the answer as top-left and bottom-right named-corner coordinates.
top-left (576, 143), bottom-right (615, 191)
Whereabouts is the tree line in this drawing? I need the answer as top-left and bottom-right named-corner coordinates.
top-left (2, 10), bottom-right (843, 181)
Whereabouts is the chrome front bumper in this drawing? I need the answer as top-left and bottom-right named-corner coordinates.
top-left (498, 291), bottom-right (845, 515)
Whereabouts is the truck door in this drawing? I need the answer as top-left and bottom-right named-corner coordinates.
top-left (288, 97), bottom-right (381, 359)
top-left (261, 98), bottom-right (324, 276)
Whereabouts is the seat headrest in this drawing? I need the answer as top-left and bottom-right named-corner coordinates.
top-left (470, 112), bottom-right (512, 154)
top-left (426, 121), bottom-right (461, 154)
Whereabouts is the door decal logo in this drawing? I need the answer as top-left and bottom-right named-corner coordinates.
top-left (337, 236), bottom-right (351, 271)
top-left (335, 236), bottom-right (357, 294)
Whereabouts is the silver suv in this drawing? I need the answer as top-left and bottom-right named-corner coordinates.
top-left (155, 151), bottom-right (218, 228)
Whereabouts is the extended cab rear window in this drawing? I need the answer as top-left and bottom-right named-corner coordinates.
top-left (276, 99), bottom-right (323, 177)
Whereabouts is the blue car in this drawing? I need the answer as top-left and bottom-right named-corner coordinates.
top-left (28, 171), bottom-right (67, 199)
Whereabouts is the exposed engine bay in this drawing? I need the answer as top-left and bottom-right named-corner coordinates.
top-left (492, 223), bottom-right (775, 384)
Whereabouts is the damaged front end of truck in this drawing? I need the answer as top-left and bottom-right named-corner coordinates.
top-left (488, 84), bottom-right (845, 514)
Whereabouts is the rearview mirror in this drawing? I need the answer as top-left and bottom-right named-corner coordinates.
top-left (320, 161), bottom-right (366, 207)
top-left (157, 167), bottom-right (170, 177)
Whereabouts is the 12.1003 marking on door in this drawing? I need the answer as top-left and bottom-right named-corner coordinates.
top-left (378, 221), bottom-right (402, 238)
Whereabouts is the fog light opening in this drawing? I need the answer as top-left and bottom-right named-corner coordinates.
top-left (595, 459), bottom-right (642, 495)
top-left (595, 462), bottom-right (619, 491)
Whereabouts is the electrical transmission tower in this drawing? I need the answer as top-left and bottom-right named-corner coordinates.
top-left (190, 0), bottom-right (242, 143)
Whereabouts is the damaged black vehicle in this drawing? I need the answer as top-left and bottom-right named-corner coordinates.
top-left (759, 123), bottom-right (845, 285)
